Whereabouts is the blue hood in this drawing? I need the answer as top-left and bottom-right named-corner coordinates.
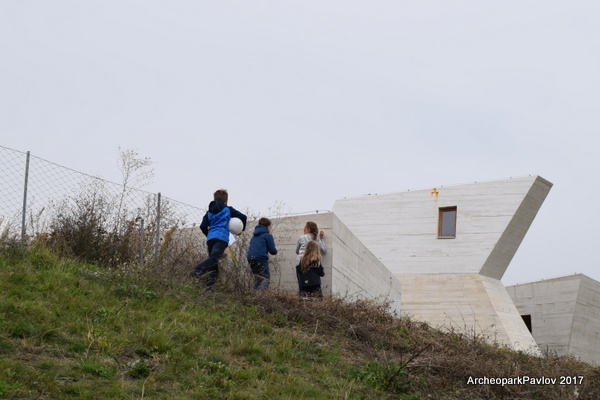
top-left (247, 224), bottom-right (277, 261)
top-left (253, 224), bottom-right (270, 236)
top-left (208, 200), bottom-right (227, 214)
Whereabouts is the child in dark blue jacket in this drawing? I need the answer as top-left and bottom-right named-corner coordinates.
top-left (192, 189), bottom-right (247, 288)
top-left (247, 217), bottom-right (277, 290)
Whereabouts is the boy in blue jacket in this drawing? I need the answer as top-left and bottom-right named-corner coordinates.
top-left (247, 217), bottom-right (277, 290)
top-left (192, 189), bottom-right (247, 288)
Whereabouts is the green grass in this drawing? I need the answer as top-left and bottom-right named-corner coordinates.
top-left (1, 245), bottom-right (599, 400)
top-left (0, 246), bottom-right (386, 399)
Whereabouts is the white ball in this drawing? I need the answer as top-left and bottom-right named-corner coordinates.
top-left (229, 217), bottom-right (243, 235)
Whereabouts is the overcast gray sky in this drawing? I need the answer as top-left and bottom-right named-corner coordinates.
top-left (2, 1), bottom-right (599, 286)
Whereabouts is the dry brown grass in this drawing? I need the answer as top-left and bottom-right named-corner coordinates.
top-left (232, 288), bottom-right (600, 400)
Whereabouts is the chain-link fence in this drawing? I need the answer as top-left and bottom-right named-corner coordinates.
top-left (0, 145), bottom-right (206, 276)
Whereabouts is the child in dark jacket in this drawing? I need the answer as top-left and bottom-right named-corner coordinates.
top-left (296, 240), bottom-right (325, 298)
top-left (192, 189), bottom-right (247, 288)
top-left (247, 218), bottom-right (277, 290)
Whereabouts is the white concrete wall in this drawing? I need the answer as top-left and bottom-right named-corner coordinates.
top-left (269, 213), bottom-right (402, 312)
top-left (507, 274), bottom-right (600, 365)
top-left (397, 273), bottom-right (539, 352)
top-left (332, 175), bottom-right (552, 278)
top-left (330, 214), bottom-right (402, 309)
top-left (269, 213), bottom-right (333, 293)
top-left (569, 275), bottom-right (600, 365)
top-left (480, 177), bottom-right (553, 279)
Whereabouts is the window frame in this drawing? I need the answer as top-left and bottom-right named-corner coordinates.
top-left (438, 206), bottom-right (457, 238)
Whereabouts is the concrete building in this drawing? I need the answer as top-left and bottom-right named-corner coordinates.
top-left (270, 175), bottom-right (552, 353)
top-left (507, 274), bottom-right (600, 365)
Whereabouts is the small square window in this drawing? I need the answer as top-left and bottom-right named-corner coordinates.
top-left (438, 206), bottom-right (457, 238)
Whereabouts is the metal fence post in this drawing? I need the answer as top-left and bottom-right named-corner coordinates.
top-left (154, 192), bottom-right (161, 272)
top-left (136, 216), bottom-right (144, 264)
top-left (21, 151), bottom-right (30, 246)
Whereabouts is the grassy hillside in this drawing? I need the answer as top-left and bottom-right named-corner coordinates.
top-left (1, 245), bottom-right (598, 399)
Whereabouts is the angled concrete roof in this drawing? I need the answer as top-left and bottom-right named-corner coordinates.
top-left (332, 175), bottom-right (552, 279)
